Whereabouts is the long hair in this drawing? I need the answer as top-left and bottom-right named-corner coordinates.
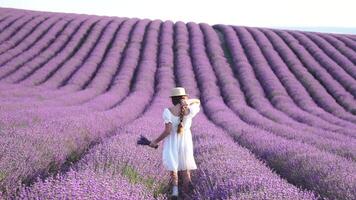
top-left (171, 95), bottom-right (188, 134)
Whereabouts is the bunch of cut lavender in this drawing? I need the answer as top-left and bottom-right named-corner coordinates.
top-left (137, 135), bottom-right (158, 149)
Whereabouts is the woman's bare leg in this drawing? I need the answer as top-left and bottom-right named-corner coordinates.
top-left (170, 171), bottom-right (179, 197)
top-left (180, 170), bottom-right (192, 194)
top-left (170, 171), bottom-right (178, 186)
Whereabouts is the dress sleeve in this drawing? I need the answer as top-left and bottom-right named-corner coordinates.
top-left (163, 108), bottom-right (172, 124)
top-left (188, 101), bottom-right (201, 118)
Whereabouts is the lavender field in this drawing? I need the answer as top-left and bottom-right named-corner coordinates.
top-left (0, 7), bottom-right (355, 200)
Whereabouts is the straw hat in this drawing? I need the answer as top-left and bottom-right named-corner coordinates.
top-left (170, 87), bottom-right (188, 97)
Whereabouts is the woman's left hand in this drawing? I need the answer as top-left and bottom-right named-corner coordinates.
top-left (180, 99), bottom-right (188, 107)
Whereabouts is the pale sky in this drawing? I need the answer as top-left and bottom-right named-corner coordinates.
top-left (1, 0), bottom-right (356, 34)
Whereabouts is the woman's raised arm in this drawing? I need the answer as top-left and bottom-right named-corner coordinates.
top-left (187, 98), bottom-right (200, 105)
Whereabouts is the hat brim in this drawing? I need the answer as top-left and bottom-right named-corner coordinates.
top-left (170, 94), bottom-right (188, 97)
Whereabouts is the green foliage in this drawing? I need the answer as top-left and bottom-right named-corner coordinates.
top-left (120, 163), bottom-right (167, 198)
top-left (0, 172), bottom-right (6, 182)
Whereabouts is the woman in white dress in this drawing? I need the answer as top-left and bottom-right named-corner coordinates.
top-left (149, 87), bottom-right (200, 198)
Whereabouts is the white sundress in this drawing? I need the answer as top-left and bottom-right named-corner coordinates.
top-left (162, 102), bottom-right (200, 172)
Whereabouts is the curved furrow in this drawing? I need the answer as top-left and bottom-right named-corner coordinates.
top-left (84, 18), bottom-right (161, 124)
top-left (294, 31), bottom-right (356, 96)
top-left (37, 18), bottom-right (113, 89)
top-left (0, 15), bottom-right (10, 25)
top-left (0, 19), bottom-right (162, 197)
top-left (22, 17), bottom-right (101, 87)
top-left (0, 18), bottom-right (134, 105)
top-left (0, 15), bottom-right (34, 45)
top-left (0, 17), bottom-right (126, 100)
top-left (187, 22), bottom-right (356, 200)
top-left (0, 19), bottom-right (149, 130)
top-left (0, 17), bottom-right (92, 100)
top-left (0, 16), bottom-right (65, 79)
top-left (8, 16), bottom-right (93, 86)
top-left (0, 18), bottom-right (101, 121)
top-left (0, 18), bottom-right (75, 81)
top-left (38, 18), bottom-right (140, 107)
top-left (81, 20), bottom-right (152, 111)
top-left (58, 18), bottom-right (126, 90)
top-left (0, 19), bottom-right (147, 132)
top-left (93, 18), bottom-right (162, 114)
top-left (275, 30), bottom-right (356, 115)
top-left (213, 25), bottom-right (356, 138)
top-left (80, 18), bottom-right (138, 90)
top-left (212, 26), bottom-right (302, 125)
top-left (316, 33), bottom-right (356, 69)
top-left (6, 17), bottom-right (130, 102)
top-left (56, 20), bottom-right (121, 88)
top-left (246, 27), bottom-right (356, 130)
top-left (260, 28), bottom-right (356, 123)
top-left (2, 17), bottom-right (135, 106)
top-left (101, 19), bottom-right (161, 111)
top-left (247, 27), bottom-right (356, 135)
top-left (203, 24), bottom-right (356, 160)
top-left (333, 34), bottom-right (356, 55)
top-left (2, 18), bottom-right (85, 85)
top-left (347, 35), bottom-right (356, 41)
top-left (0, 16), bottom-right (77, 96)
top-left (0, 15), bottom-right (52, 58)
top-left (0, 15), bottom-right (26, 40)
top-left (1, 17), bottom-right (153, 130)
top-left (239, 26), bottom-right (356, 137)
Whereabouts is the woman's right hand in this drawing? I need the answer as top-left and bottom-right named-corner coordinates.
top-left (149, 141), bottom-right (158, 148)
